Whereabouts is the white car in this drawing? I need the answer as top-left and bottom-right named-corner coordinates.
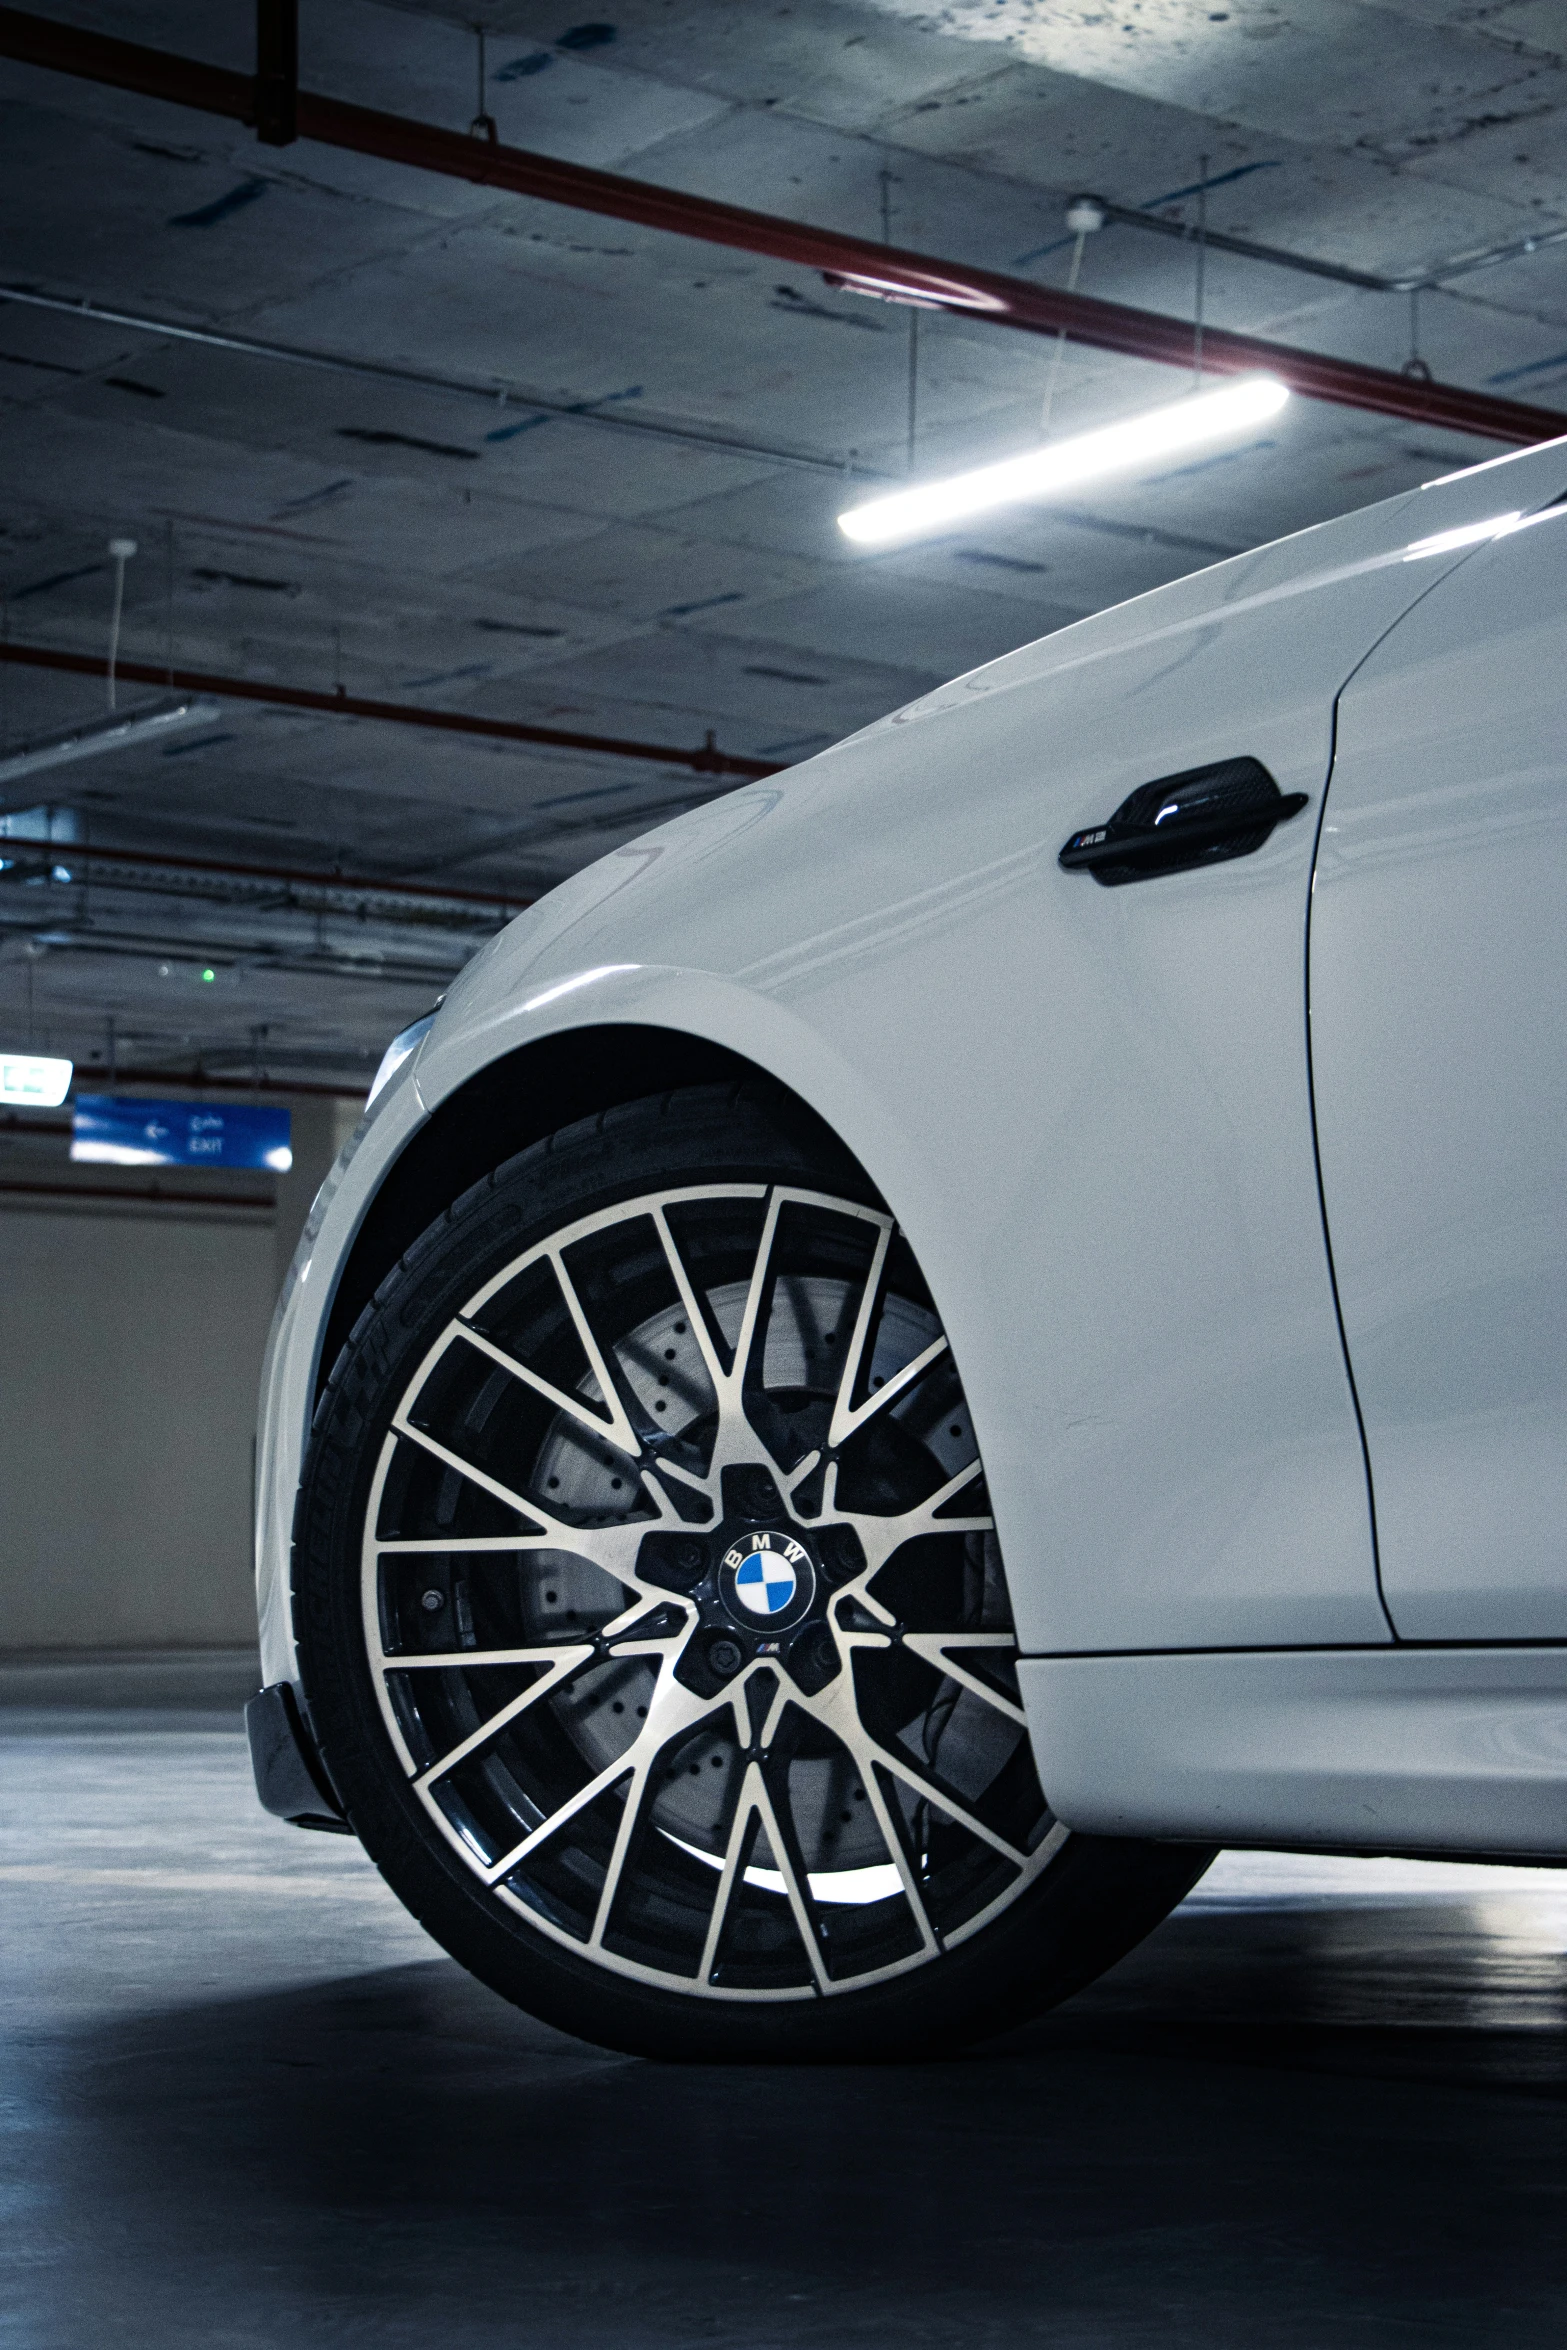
top-left (248, 434), bottom-right (1567, 2060)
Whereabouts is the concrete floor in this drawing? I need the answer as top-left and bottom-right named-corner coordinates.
top-left (5, 1655), bottom-right (1567, 2347)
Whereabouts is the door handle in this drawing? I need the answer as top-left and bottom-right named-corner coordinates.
top-left (1059, 756), bottom-right (1308, 887)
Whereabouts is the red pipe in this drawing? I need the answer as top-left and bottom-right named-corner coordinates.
top-left (0, 640), bottom-right (782, 780)
top-left (2, 7), bottom-right (1563, 446)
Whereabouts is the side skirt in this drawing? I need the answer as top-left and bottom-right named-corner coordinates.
top-left (1020, 1646), bottom-right (1567, 1857)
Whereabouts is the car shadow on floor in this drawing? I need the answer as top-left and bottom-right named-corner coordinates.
top-left (29, 1898), bottom-right (1567, 2347)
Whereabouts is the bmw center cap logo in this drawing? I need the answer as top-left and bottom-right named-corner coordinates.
top-left (721, 1530), bottom-right (814, 1632)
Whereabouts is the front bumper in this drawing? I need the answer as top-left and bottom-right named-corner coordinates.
top-left (253, 1053), bottom-right (431, 1690)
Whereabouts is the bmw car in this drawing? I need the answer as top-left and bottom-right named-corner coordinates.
top-left (248, 432), bottom-right (1567, 2060)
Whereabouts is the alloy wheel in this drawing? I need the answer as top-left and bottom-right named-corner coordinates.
top-left (362, 1181), bottom-right (1062, 1999)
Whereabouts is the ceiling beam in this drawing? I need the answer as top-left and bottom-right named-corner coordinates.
top-left (1, 7), bottom-right (1563, 446)
top-left (0, 641), bottom-right (783, 780)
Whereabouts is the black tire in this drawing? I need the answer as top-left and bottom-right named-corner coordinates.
top-left (294, 1082), bottom-right (1212, 2060)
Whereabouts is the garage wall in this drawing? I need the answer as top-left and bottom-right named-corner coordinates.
top-left (0, 1198), bottom-right (275, 1648)
top-left (0, 1095), bottom-right (360, 1653)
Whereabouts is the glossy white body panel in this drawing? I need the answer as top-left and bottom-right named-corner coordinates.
top-left (254, 1062), bottom-right (429, 1684)
top-left (256, 436), bottom-right (1567, 1862)
top-left (1021, 1650), bottom-right (1567, 1854)
top-left (1312, 508), bottom-right (1567, 1639)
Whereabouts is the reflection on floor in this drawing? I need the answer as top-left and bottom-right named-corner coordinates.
top-left (4, 1652), bottom-right (1566, 2346)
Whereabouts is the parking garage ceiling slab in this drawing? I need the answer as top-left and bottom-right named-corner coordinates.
top-left (3, 0), bottom-right (1566, 1086)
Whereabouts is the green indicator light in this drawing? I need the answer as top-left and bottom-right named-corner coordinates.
top-left (201, 967), bottom-right (216, 983)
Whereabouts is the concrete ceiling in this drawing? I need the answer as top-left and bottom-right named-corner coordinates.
top-left (4, 0), bottom-right (1565, 1088)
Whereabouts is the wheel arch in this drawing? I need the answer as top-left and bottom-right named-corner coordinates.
top-left (316, 1021), bottom-right (835, 1401)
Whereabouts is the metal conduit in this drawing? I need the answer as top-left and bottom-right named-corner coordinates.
top-left (0, 836), bottom-right (533, 920)
top-left (0, 7), bottom-right (1563, 446)
top-left (0, 641), bottom-right (783, 781)
top-left (0, 283), bottom-right (888, 481)
top-left (1077, 196), bottom-right (1567, 299)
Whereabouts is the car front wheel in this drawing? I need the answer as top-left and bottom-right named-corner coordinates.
top-left (294, 1082), bottom-right (1211, 2059)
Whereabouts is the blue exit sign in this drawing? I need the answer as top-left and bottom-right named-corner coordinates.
top-left (72, 1097), bottom-right (293, 1172)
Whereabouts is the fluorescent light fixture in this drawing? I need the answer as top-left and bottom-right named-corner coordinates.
top-left (0, 695), bottom-right (223, 790)
top-left (521, 964), bottom-right (637, 1014)
top-left (838, 374), bottom-right (1290, 548)
top-left (820, 267), bottom-right (1009, 314)
top-left (0, 1053), bottom-right (73, 1108)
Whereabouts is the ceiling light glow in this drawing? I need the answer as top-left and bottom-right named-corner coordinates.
top-left (0, 1054), bottom-right (73, 1108)
top-left (838, 374), bottom-right (1290, 548)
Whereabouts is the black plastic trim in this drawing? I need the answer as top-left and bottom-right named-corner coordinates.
top-left (1059, 755), bottom-right (1308, 886)
top-left (245, 1680), bottom-right (353, 1833)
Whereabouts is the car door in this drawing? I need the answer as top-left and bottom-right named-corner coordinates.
top-left (1310, 505), bottom-right (1567, 1639)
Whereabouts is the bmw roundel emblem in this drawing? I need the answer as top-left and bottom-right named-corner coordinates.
top-left (722, 1530), bottom-right (811, 1622)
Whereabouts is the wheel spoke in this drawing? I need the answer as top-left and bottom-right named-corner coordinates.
top-left (867, 1746), bottom-right (1028, 1868)
top-left (855, 1757), bottom-right (941, 1957)
top-left (822, 1216), bottom-right (953, 1452)
top-left (578, 1624), bottom-right (745, 1955)
top-left (899, 1634), bottom-right (1028, 1727)
top-left (771, 1671), bottom-right (937, 1954)
top-left (697, 1763), bottom-right (765, 1986)
top-left (548, 1246), bottom-right (645, 1459)
top-left (795, 1645), bottom-right (1027, 1866)
top-left (388, 1411), bottom-right (669, 1589)
top-left (824, 1215), bottom-right (890, 1449)
top-left (587, 1755), bottom-right (652, 1952)
top-left (649, 1198), bottom-right (740, 1402)
top-left (385, 1644), bottom-right (594, 1672)
top-left (390, 1411), bottom-right (542, 1525)
top-left (452, 1318), bottom-right (639, 1455)
top-left (902, 1456), bottom-right (994, 1535)
top-left (817, 1454), bottom-right (994, 1588)
top-left (830, 1332), bottom-right (949, 1449)
top-left (639, 1196), bottom-right (779, 1502)
top-left (727, 1189), bottom-right (786, 1406)
top-left (412, 1645), bottom-right (596, 1788)
top-left (376, 1535), bottom-right (563, 1555)
top-left (750, 1767), bottom-right (831, 1994)
top-left (783, 1447), bottom-right (822, 1496)
top-left (479, 1667), bottom-right (722, 1886)
top-left (647, 1452), bottom-right (716, 1505)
